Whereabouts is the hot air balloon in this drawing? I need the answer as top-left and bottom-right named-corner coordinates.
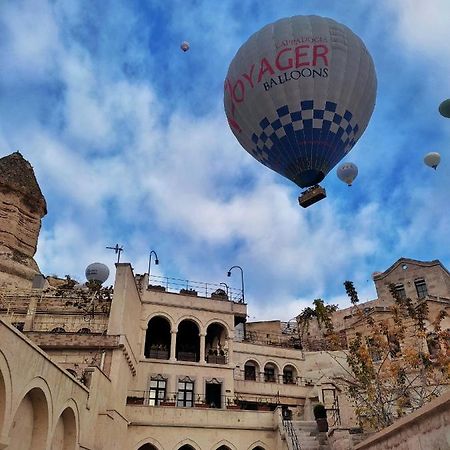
top-left (439, 99), bottom-right (450, 118)
top-left (424, 152), bottom-right (441, 170)
top-left (224, 15), bottom-right (377, 207)
top-left (180, 41), bottom-right (190, 52)
top-left (337, 162), bottom-right (358, 186)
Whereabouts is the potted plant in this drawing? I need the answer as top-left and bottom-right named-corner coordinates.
top-left (161, 395), bottom-right (176, 406)
top-left (226, 397), bottom-right (240, 410)
top-left (313, 403), bottom-right (328, 432)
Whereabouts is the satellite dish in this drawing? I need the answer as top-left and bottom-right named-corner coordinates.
top-left (180, 41), bottom-right (190, 52)
top-left (337, 162), bottom-right (358, 186)
top-left (85, 262), bottom-right (110, 284)
top-left (424, 152), bottom-right (441, 170)
top-left (438, 99), bottom-right (450, 118)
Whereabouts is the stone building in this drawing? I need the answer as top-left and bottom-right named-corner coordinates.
top-left (0, 152), bottom-right (449, 449)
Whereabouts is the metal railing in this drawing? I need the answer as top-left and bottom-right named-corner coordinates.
top-left (126, 390), bottom-right (279, 410)
top-left (283, 419), bottom-right (301, 450)
top-left (234, 369), bottom-right (316, 387)
top-left (148, 275), bottom-right (244, 303)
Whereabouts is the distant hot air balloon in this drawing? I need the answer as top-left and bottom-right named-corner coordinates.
top-left (180, 41), bottom-right (190, 52)
top-left (424, 152), bottom-right (441, 170)
top-left (337, 162), bottom-right (358, 186)
top-left (224, 15), bottom-right (377, 207)
top-left (439, 99), bottom-right (450, 118)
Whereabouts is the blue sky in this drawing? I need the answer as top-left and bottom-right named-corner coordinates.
top-left (0, 0), bottom-right (449, 320)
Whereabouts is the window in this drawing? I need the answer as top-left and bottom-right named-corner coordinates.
top-left (415, 279), bottom-right (428, 299)
top-left (283, 368), bottom-right (294, 384)
top-left (387, 334), bottom-right (401, 358)
top-left (177, 377), bottom-right (194, 407)
top-left (394, 283), bottom-right (406, 300)
top-left (148, 375), bottom-right (167, 406)
top-left (244, 364), bottom-right (256, 381)
top-left (51, 327), bottom-right (65, 333)
top-left (264, 366), bottom-right (276, 382)
top-left (77, 328), bottom-right (91, 334)
top-left (12, 322), bottom-right (25, 331)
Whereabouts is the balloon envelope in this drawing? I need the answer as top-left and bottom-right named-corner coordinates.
top-left (224, 15), bottom-right (377, 188)
top-left (180, 41), bottom-right (190, 52)
top-left (424, 152), bottom-right (441, 169)
top-left (337, 162), bottom-right (358, 185)
top-left (439, 99), bottom-right (450, 118)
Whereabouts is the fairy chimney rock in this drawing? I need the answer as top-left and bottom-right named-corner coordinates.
top-left (0, 152), bottom-right (47, 286)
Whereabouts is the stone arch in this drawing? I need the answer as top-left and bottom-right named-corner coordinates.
top-left (8, 385), bottom-right (50, 450)
top-left (205, 321), bottom-right (229, 364)
top-left (244, 359), bottom-right (261, 381)
top-left (144, 311), bottom-right (175, 329)
top-left (138, 444), bottom-right (159, 450)
top-left (145, 315), bottom-right (172, 359)
top-left (204, 318), bottom-right (230, 334)
top-left (135, 436), bottom-right (163, 450)
top-left (173, 438), bottom-right (201, 450)
top-left (282, 363), bottom-right (298, 384)
top-left (50, 405), bottom-right (78, 450)
top-left (263, 360), bottom-right (281, 383)
top-left (246, 442), bottom-right (267, 450)
top-left (0, 349), bottom-right (12, 438)
top-left (176, 319), bottom-right (200, 362)
top-left (175, 315), bottom-right (202, 332)
top-left (212, 440), bottom-right (237, 450)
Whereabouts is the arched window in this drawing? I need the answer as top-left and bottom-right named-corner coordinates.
top-left (51, 327), bottom-right (65, 333)
top-left (145, 316), bottom-right (171, 359)
top-left (178, 445), bottom-right (195, 450)
top-left (244, 360), bottom-right (260, 381)
top-left (264, 362), bottom-right (278, 382)
top-left (283, 365), bottom-right (297, 384)
top-left (206, 323), bottom-right (228, 364)
top-left (77, 328), bottom-right (91, 334)
top-left (176, 320), bottom-right (200, 362)
top-left (138, 444), bottom-right (158, 450)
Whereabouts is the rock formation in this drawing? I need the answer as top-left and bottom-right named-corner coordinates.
top-left (0, 152), bottom-right (47, 288)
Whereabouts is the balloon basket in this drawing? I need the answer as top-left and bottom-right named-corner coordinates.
top-left (298, 185), bottom-right (327, 208)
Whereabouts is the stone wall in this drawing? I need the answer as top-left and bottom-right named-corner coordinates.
top-left (354, 390), bottom-right (450, 450)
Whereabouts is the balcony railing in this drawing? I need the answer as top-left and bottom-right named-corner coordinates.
top-left (126, 390), bottom-right (278, 410)
top-left (234, 369), bottom-right (315, 387)
top-left (177, 351), bottom-right (197, 362)
top-left (147, 349), bottom-right (169, 360)
top-left (148, 275), bottom-right (244, 303)
top-left (206, 354), bottom-right (226, 365)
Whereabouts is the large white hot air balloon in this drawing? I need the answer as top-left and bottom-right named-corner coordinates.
top-left (337, 162), bottom-right (358, 186)
top-left (424, 152), bottom-right (441, 170)
top-left (224, 15), bottom-right (377, 206)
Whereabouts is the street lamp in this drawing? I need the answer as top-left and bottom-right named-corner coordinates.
top-left (227, 265), bottom-right (245, 303)
top-left (148, 250), bottom-right (159, 280)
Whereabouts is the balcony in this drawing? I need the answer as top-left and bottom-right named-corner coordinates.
top-left (147, 348), bottom-right (169, 360)
top-left (177, 351), bottom-right (197, 362)
top-left (206, 354), bottom-right (226, 365)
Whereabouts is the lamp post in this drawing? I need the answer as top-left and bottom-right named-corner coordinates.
top-left (227, 265), bottom-right (245, 303)
top-left (148, 250), bottom-right (159, 281)
top-left (219, 282), bottom-right (229, 298)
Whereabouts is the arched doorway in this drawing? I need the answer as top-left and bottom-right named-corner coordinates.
top-left (176, 320), bottom-right (200, 362)
top-left (145, 316), bottom-right (171, 359)
top-left (9, 387), bottom-right (48, 450)
top-left (50, 407), bottom-right (77, 450)
top-left (244, 360), bottom-right (260, 381)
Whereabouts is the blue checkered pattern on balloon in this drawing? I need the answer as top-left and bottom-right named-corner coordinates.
top-left (250, 100), bottom-right (359, 186)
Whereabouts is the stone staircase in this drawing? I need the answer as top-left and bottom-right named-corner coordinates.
top-left (291, 421), bottom-right (330, 450)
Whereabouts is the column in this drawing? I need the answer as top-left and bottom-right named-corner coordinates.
top-left (170, 330), bottom-right (177, 361)
top-left (199, 333), bottom-right (206, 363)
top-left (141, 326), bottom-right (147, 358)
top-left (227, 333), bottom-right (234, 365)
